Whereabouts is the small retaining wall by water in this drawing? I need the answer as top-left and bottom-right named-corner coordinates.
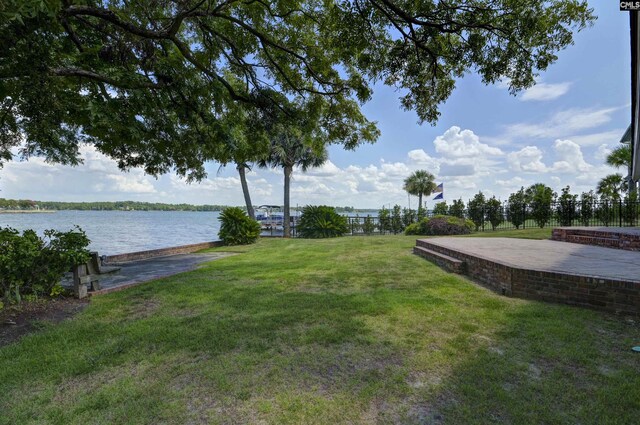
top-left (103, 241), bottom-right (223, 264)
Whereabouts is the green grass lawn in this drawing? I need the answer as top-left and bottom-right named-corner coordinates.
top-left (1, 234), bottom-right (639, 424)
top-left (462, 227), bottom-right (552, 240)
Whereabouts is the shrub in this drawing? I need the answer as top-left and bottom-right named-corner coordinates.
top-left (448, 199), bottom-right (465, 219)
top-left (218, 207), bottom-right (261, 245)
top-left (391, 204), bottom-right (404, 234)
top-left (402, 208), bottom-right (416, 228)
top-left (507, 187), bottom-right (526, 229)
top-left (485, 196), bottom-right (504, 230)
top-left (467, 192), bottom-right (486, 231)
top-left (405, 215), bottom-right (474, 236)
top-left (556, 185), bottom-right (577, 226)
top-left (378, 207), bottom-right (391, 234)
top-left (349, 215), bottom-right (362, 234)
top-left (362, 215), bottom-right (376, 235)
top-left (580, 191), bottom-right (596, 226)
top-left (596, 197), bottom-right (613, 226)
top-left (297, 205), bottom-right (348, 238)
top-left (29, 228), bottom-right (91, 297)
top-left (1, 226), bottom-right (90, 304)
top-left (526, 183), bottom-right (555, 228)
top-left (432, 202), bottom-right (448, 216)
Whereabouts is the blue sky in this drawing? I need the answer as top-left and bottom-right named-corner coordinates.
top-left (0, 1), bottom-right (632, 209)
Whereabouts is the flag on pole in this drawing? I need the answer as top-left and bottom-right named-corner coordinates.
top-left (433, 192), bottom-right (444, 200)
top-left (434, 183), bottom-right (443, 193)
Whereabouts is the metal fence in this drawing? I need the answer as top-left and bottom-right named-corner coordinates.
top-left (342, 199), bottom-right (640, 235)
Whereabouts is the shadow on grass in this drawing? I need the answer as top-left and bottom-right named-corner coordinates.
top-left (1, 235), bottom-right (639, 424)
top-left (429, 301), bottom-right (640, 425)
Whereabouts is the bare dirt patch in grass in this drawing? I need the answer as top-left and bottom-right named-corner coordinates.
top-left (0, 297), bottom-right (89, 347)
top-left (125, 298), bottom-right (162, 320)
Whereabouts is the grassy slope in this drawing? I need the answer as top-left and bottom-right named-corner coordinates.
top-left (1, 234), bottom-right (638, 424)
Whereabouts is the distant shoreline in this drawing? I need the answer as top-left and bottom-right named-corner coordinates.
top-left (0, 210), bottom-right (56, 214)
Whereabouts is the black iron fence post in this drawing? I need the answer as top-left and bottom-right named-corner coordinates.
top-left (620, 199), bottom-right (623, 227)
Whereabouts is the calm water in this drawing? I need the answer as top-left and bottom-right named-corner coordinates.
top-left (0, 211), bottom-right (221, 255)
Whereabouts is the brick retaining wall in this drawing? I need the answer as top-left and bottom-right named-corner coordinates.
top-left (103, 241), bottom-right (223, 263)
top-left (416, 239), bottom-right (640, 316)
top-left (552, 227), bottom-right (640, 251)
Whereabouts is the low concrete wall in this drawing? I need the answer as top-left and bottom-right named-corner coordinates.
top-left (416, 239), bottom-right (640, 316)
top-left (103, 241), bottom-right (223, 264)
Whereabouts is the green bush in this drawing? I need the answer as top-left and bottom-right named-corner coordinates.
top-left (401, 208), bottom-right (416, 228)
top-left (391, 204), bottom-right (404, 234)
top-left (297, 205), bottom-right (348, 238)
top-left (432, 202), bottom-right (448, 216)
top-left (218, 207), bottom-right (261, 245)
top-left (526, 183), bottom-right (555, 228)
top-left (405, 215), bottom-right (474, 236)
top-left (448, 199), bottom-right (465, 219)
top-left (580, 191), bottom-right (596, 226)
top-left (596, 198), bottom-right (613, 226)
top-left (378, 207), bottom-right (391, 233)
top-left (485, 196), bottom-right (504, 230)
top-left (556, 185), bottom-right (577, 226)
top-left (362, 215), bottom-right (376, 235)
top-left (506, 187), bottom-right (526, 229)
top-left (467, 192), bottom-right (486, 231)
top-left (0, 226), bottom-right (90, 304)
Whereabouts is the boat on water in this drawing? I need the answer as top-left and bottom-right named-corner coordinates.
top-left (254, 205), bottom-right (298, 231)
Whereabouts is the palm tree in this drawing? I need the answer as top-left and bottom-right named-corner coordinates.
top-left (605, 144), bottom-right (635, 195)
top-left (403, 170), bottom-right (437, 213)
top-left (597, 173), bottom-right (627, 201)
top-left (225, 148), bottom-right (259, 220)
top-left (259, 130), bottom-right (328, 237)
top-left (215, 129), bottom-right (268, 220)
top-left (606, 144), bottom-right (631, 169)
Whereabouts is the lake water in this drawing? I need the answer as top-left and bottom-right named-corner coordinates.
top-left (0, 211), bottom-right (221, 255)
top-left (0, 209), bottom-right (380, 255)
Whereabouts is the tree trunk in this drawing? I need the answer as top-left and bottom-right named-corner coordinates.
top-left (418, 193), bottom-right (423, 214)
top-left (237, 164), bottom-right (255, 220)
top-left (283, 165), bottom-right (292, 237)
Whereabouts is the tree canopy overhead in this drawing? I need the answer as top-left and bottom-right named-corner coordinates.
top-left (1, 0), bottom-right (595, 177)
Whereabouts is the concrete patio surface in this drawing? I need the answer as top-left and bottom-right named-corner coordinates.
top-left (426, 237), bottom-right (640, 282)
top-left (80, 252), bottom-right (235, 295)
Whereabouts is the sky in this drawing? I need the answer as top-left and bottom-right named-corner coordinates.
top-left (0, 1), bottom-right (632, 209)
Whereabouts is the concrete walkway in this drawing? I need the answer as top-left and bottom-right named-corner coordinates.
top-left (88, 252), bottom-right (235, 295)
top-left (426, 237), bottom-right (640, 282)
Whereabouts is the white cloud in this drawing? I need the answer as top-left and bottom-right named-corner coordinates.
top-left (496, 176), bottom-right (527, 189)
top-left (433, 126), bottom-right (504, 158)
top-left (380, 162), bottom-right (411, 177)
top-left (106, 174), bottom-right (156, 193)
top-left (507, 146), bottom-right (547, 172)
top-left (444, 178), bottom-right (478, 191)
top-left (568, 129), bottom-right (626, 147)
top-left (301, 160), bottom-right (341, 177)
top-left (502, 106), bottom-right (621, 142)
top-left (595, 144), bottom-right (612, 162)
top-left (520, 81), bottom-right (572, 101)
top-left (407, 148), bottom-right (440, 167)
top-left (550, 139), bottom-right (591, 173)
top-left (0, 124), bottom-right (623, 209)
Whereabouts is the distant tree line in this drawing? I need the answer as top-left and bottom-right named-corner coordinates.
top-left (0, 199), bottom-right (227, 212)
top-left (0, 198), bottom-right (369, 213)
